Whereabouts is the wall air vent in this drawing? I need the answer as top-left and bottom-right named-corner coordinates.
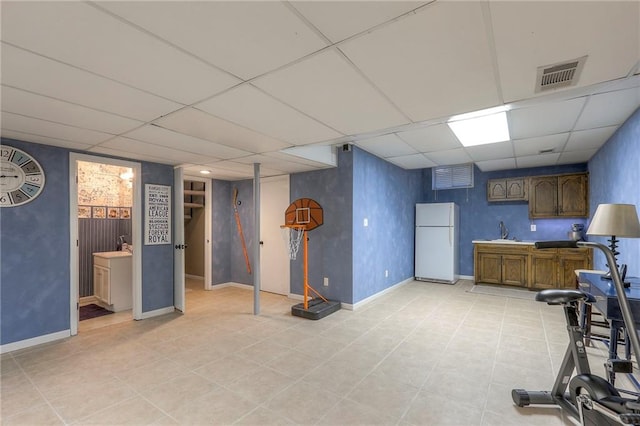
top-left (535, 56), bottom-right (587, 93)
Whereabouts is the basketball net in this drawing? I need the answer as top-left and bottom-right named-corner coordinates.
top-left (280, 225), bottom-right (305, 260)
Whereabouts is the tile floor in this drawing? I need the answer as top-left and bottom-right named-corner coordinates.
top-left (0, 278), bottom-right (629, 425)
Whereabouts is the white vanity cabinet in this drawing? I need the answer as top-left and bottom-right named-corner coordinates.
top-left (93, 252), bottom-right (132, 312)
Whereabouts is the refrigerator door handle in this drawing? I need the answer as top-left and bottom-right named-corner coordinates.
top-left (449, 226), bottom-right (452, 246)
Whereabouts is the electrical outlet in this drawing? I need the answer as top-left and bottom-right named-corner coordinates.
top-left (531, 224), bottom-right (537, 232)
top-left (323, 277), bottom-right (329, 287)
top-left (385, 270), bottom-right (389, 277)
top-left (363, 218), bottom-right (368, 227)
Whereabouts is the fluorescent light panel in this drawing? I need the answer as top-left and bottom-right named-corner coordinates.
top-left (447, 107), bottom-right (510, 147)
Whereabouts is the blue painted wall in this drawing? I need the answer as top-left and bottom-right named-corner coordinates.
top-left (423, 163), bottom-right (588, 276)
top-left (1, 140), bottom-right (70, 344)
top-left (0, 138), bottom-right (174, 345)
top-left (352, 147), bottom-right (422, 302)
top-left (290, 148), bottom-right (354, 303)
top-left (588, 107), bottom-right (640, 277)
top-left (229, 179), bottom-right (255, 285)
top-left (211, 179), bottom-right (232, 285)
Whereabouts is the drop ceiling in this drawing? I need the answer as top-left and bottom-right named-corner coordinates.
top-left (1, 1), bottom-right (638, 179)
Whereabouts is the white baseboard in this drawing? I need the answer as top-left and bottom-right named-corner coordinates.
top-left (139, 306), bottom-right (175, 319)
top-left (288, 277), bottom-right (414, 311)
top-left (79, 296), bottom-right (98, 307)
top-left (344, 277), bottom-right (414, 311)
top-left (211, 282), bottom-right (253, 291)
top-left (1, 329), bottom-right (71, 354)
top-left (185, 274), bottom-right (204, 281)
top-left (459, 275), bottom-right (474, 281)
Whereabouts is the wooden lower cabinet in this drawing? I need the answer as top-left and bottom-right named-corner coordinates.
top-left (475, 245), bottom-right (528, 287)
top-left (474, 244), bottom-right (591, 290)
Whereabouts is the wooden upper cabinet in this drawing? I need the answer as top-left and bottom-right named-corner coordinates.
top-left (558, 174), bottom-right (588, 217)
top-left (529, 173), bottom-right (588, 218)
top-left (487, 178), bottom-right (527, 201)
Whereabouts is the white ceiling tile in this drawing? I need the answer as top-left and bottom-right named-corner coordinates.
top-left (98, 136), bottom-right (219, 165)
top-left (1, 45), bottom-right (182, 121)
top-left (253, 49), bottom-right (409, 135)
top-left (475, 158), bottom-right (516, 172)
top-left (194, 161), bottom-right (284, 179)
top-left (355, 134), bottom-right (417, 158)
top-left (565, 126), bottom-right (618, 151)
top-left (123, 125), bottom-right (249, 160)
top-left (516, 153), bottom-right (561, 169)
top-left (490, 1), bottom-right (640, 102)
top-left (396, 124), bottom-right (462, 152)
top-left (96, 1), bottom-right (327, 80)
top-left (154, 108), bottom-right (290, 154)
top-left (182, 164), bottom-right (248, 181)
top-left (0, 129), bottom-right (93, 151)
top-left (340, 1), bottom-right (501, 122)
top-left (387, 153), bottom-right (436, 169)
top-left (508, 98), bottom-right (585, 139)
top-left (1, 2), bottom-right (240, 104)
top-left (425, 148), bottom-right (472, 166)
top-left (465, 141), bottom-right (513, 162)
top-left (574, 88), bottom-right (640, 130)
top-left (195, 84), bottom-right (342, 145)
top-left (291, 2), bottom-right (425, 43)
top-left (1, 112), bottom-right (113, 145)
top-left (557, 149), bottom-right (598, 165)
top-left (1, 86), bottom-right (142, 134)
top-left (232, 154), bottom-right (325, 174)
top-left (89, 146), bottom-right (179, 166)
top-left (264, 151), bottom-right (332, 168)
top-left (512, 133), bottom-right (569, 157)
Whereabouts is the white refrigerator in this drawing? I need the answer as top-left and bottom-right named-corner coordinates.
top-left (415, 202), bottom-right (459, 283)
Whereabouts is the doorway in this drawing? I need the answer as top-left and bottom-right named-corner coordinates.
top-left (183, 176), bottom-right (212, 291)
top-left (69, 153), bottom-right (142, 335)
top-left (260, 175), bottom-right (290, 295)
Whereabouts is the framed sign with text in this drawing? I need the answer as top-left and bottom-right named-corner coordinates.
top-left (145, 184), bottom-right (171, 245)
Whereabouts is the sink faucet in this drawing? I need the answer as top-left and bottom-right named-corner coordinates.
top-left (499, 221), bottom-right (509, 239)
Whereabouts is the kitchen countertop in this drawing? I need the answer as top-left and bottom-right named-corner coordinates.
top-left (472, 239), bottom-right (536, 245)
top-left (93, 251), bottom-right (133, 258)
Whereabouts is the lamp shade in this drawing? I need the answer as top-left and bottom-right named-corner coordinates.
top-left (586, 204), bottom-right (640, 237)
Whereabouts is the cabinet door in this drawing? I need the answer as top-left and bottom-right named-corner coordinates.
top-left (476, 253), bottom-right (502, 284)
top-left (487, 180), bottom-right (507, 201)
top-left (558, 174), bottom-right (588, 217)
top-left (529, 177), bottom-right (557, 218)
top-left (530, 254), bottom-right (558, 289)
top-left (502, 255), bottom-right (527, 286)
top-left (93, 265), bottom-right (110, 304)
top-left (506, 178), bottom-right (527, 200)
top-left (559, 254), bottom-right (590, 289)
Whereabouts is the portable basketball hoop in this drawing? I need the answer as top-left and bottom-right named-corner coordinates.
top-left (281, 198), bottom-right (340, 320)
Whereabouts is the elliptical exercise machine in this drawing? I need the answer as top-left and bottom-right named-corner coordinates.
top-left (512, 241), bottom-right (640, 425)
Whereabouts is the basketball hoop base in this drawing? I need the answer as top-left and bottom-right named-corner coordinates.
top-left (291, 298), bottom-right (341, 320)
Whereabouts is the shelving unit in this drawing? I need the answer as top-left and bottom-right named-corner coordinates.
top-left (184, 180), bottom-right (205, 221)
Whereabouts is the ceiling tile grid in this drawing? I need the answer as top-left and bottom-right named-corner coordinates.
top-left (1, 1), bottom-right (639, 179)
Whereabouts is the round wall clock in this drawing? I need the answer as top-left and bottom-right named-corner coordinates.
top-left (0, 145), bottom-right (46, 207)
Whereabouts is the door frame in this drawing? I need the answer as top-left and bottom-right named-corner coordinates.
top-left (182, 174), bottom-right (213, 290)
top-left (69, 153), bottom-right (142, 335)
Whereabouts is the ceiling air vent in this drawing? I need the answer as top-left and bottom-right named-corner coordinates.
top-left (535, 56), bottom-right (587, 93)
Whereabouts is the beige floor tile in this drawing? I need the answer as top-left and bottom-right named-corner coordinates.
top-left (168, 385), bottom-right (256, 424)
top-left (317, 398), bottom-right (398, 426)
top-left (193, 355), bottom-right (262, 387)
top-left (234, 407), bottom-right (295, 425)
top-left (347, 372), bottom-right (420, 420)
top-left (138, 373), bottom-right (219, 415)
top-left (265, 381), bottom-right (342, 424)
top-left (227, 367), bottom-right (296, 404)
top-left (79, 396), bottom-right (172, 425)
top-left (114, 358), bottom-right (187, 392)
top-left (402, 390), bottom-right (483, 426)
top-left (3, 403), bottom-right (63, 425)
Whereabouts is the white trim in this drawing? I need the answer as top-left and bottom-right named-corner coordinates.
top-left (79, 296), bottom-right (98, 307)
top-left (211, 282), bottom-right (253, 291)
top-left (69, 153), bottom-right (143, 335)
top-left (459, 275), bottom-right (474, 281)
top-left (139, 306), bottom-right (175, 319)
top-left (185, 274), bottom-right (204, 281)
top-left (347, 277), bottom-right (414, 311)
top-left (1, 330), bottom-right (70, 354)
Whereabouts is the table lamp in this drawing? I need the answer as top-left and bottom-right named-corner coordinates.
top-left (586, 203), bottom-right (640, 282)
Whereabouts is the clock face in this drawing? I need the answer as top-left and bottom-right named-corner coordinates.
top-left (0, 146), bottom-right (46, 207)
